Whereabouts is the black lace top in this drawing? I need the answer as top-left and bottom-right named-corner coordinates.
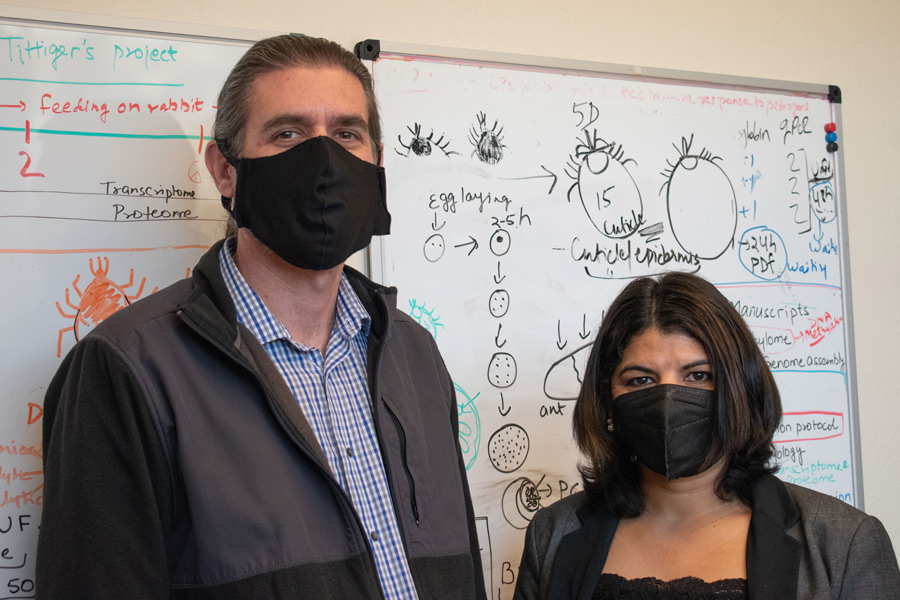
top-left (592, 573), bottom-right (748, 599)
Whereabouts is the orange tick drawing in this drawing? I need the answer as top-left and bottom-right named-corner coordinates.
top-left (55, 257), bottom-right (157, 357)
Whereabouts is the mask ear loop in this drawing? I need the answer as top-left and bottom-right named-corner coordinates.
top-left (215, 139), bottom-right (239, 214)
top-left (216, 139), bottom-right (240, 167)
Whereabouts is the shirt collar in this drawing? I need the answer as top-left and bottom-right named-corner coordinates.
top-left (219, 238), bottom-right (371, 347)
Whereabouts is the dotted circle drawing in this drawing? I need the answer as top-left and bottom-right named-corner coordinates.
top-left (488, 424), bottom-right (530, 473)
top-left (423, 234), bottom-right (446, 262)
top-left (488, 289), bottom-right (510, 318)
top-left (487, 352), bottom-right (517, 388)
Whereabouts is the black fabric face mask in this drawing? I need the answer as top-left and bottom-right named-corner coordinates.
top-left (613, 384), bottom-right (716, 480)
top-left (218, 136), bottom-right (391, 270)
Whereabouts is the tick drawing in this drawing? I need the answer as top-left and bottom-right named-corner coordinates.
top-left (395, 122), bottom-right (458, 157)
top-left (566, 129), bottom-right (643, 239)
top-left (408, 298), bottom-right (445, 339)
top-left (661, 135), bottom-right (737, 260)
top-left (55, 257), bottom-right (157, 357)
top-left (469, 111), bottom-right (506, 165)
top-left (455, 382), bottom-right (482, 471)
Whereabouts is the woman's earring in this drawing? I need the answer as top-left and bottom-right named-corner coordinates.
top-left (630, 454), bottom-right (637, 462)
top-left (606, 418), bottom-right (614, 432)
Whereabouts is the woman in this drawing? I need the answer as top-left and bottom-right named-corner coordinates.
top-left (514, 272), bottom-right (899, 600)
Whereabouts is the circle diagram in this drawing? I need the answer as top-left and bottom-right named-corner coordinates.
top-left (488, 289), bottom-right (510, 317)
top-left (489, 229), bottom-right (511, 256)
top-left (487, 352), bottom-right (517, 388)
top-left (423, 234), bottom-right (445, 262)
top-left (488, 424), bottom-right (530, 473)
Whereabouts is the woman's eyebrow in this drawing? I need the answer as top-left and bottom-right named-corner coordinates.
top-left (617, 364), bottom-right (654, 375)
top-left (682, 359), bottom-right (710, 370)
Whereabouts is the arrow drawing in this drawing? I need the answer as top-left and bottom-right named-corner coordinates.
top-left (579, 314), bottom-right (590, 340)
top-left (454, 236), bottom-right (479, 255)
top-left (535, 474), bottom-right (552, 497)
top-left (493, 261), bottom-right (506, 284)
top-left (498, 393), bottom-right (511, 417)
top-left (556, 320), bottom-right (567, 350)
top-left (501, 165), bottom-right (558, 194)
top-left (432, 212), bottom-right (445, 231)
top-left (0, 100), bottom-right (26, 111)
top-left (495, 323), bottom-right (507, 348)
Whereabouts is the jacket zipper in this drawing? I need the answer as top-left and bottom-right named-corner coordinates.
top-left (382, 400), bottom-right (420, 526)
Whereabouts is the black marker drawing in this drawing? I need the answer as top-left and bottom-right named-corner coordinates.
top-left (787, 148), bottom-right (837, 237)
top-left (455, 236), bottom-right (479, 255)
top-left (474, 517), bottom-right (495, 600)
top-left (501, 476), bottom-right (542, 530)
top-left (555, 320), bottom-right (567, 351)
top-left (487, 352), bottom-right (517, 388)
top-left (488, 424), bottom-right (530, 473)
top-left (493, 261), bottom-right (506, 284)
top-left (495, 323), bottom-right (507, 348)
top-left (498, 393), bottom-right (511, 417)
top-left (395, 122), bottom-right (458, 157)
top-left (488, 289), bottom-right (510, 318)
top-left (469, 111), bottom-right (506, 165)
top-left (543, 341), bottom-right (592, 401)
top-left (660, 135), bottom-right (737, 260)
top-left (489, 229), bottom-right (511, 256)
top-left (566, 129), bottom-right (643, 239)
top-left (500, 165), bottom-right (558, 194)
top-left (423, 233), bottom-right (446, 262)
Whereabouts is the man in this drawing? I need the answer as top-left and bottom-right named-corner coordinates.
top-left (37, 35), bottom-right (486, 600)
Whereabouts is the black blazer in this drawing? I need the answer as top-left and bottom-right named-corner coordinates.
top-left (513, 475), bottom-right (900, 600)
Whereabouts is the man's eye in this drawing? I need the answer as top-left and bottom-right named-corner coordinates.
top-left (335, 131), bottom-right (357, 141)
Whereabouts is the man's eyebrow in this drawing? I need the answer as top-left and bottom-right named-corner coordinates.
top-left (260, 114), bottom-right (312, 131)
top-left (332, 114), bottom-right (369, 130)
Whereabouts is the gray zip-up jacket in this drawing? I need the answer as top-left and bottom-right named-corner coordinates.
top-left (37, 241), bottom-right (486, 600)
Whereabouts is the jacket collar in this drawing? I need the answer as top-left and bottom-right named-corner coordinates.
top-left (175, 240), bottom-right (398, 470)
top-left (548, 501), bottom-right (619, 600)
top-left (549, 474), bottom-right (802, 600)
top-left (746, 474), bottom-right (802, 599)
top-left (179, 240), bottom-right (396, 348)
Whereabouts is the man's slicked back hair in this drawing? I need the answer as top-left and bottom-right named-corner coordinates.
top-left (213, 34), bottom-right (382, 161)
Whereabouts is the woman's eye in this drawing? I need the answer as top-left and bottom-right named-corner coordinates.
top-left (685, 371), bottom-right (712, 383)
top-left (627, 376), bottom-right (653, 387)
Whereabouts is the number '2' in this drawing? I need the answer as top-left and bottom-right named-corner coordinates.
top-left (19, 151), bottom-right (45, 178)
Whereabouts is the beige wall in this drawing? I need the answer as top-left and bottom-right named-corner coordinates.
top-left (8, 0), bottom-right (899, 546)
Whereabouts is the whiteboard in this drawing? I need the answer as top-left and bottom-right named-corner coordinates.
top-left (0, 10), bottom-right (266, 595)
top-left (362, 41), bottom-right (858, 600)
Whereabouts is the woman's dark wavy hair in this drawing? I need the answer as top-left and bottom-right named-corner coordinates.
top-left (573, 271), bottom-right (781, 517)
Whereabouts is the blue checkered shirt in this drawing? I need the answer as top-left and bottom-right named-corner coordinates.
top-left (219, 241), bottom-right (419, 599)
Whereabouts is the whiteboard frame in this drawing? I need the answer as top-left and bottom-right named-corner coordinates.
top-left (362, 40), bottom-right (864, 509)
top-left (0, 4), bottom-right (278, 44)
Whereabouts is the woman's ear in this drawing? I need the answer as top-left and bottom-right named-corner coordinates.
top-left (205, 140), bottom-right (236, 199)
